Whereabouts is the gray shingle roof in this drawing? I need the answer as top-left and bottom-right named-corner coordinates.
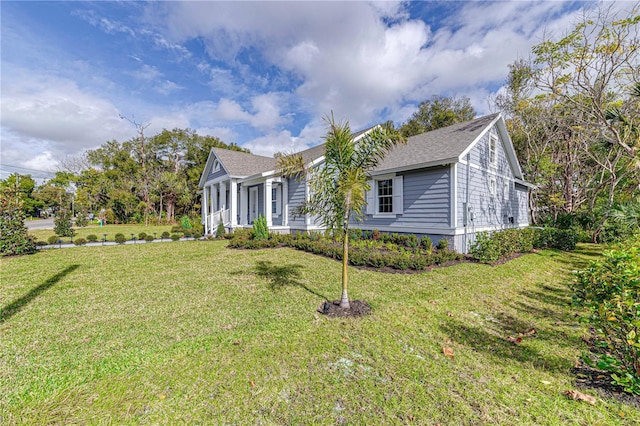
top-left (373, 113), bottom-right (500, 172)
top-left (295, 125), bottom-right (377, 164)
top-left (212, 147), bottom-right (276, 177)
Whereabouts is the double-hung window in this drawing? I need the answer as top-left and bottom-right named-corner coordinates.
top-left (489, 134), bottom-right (498, 165)
top-left (366, 175), bottom-right (403, 217)
top-left (271, 185), bottom-right (281, 217)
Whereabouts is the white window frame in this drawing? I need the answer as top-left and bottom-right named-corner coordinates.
top-left (366, 174), bottom-right (403, 218)
top-left (213, 159), bottom-right (220, 172)
top-left (489, 134), bottom-right (498, 165)
top-left (271, 185), bottom-right (282, 217)
top-left (503, 181), bottom-right (510, 200)
top-left (490, 177), bottom-right (497, 198)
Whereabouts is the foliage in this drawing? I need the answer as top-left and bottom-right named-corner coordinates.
top-left (74, 238), bottom-right (87, 246)
top-left (216, 221), bottom-right (226, 239)
top-left (277, 114), bottom-right (405, 308)
top-left (75, 211), bottom-right (88, 227)
top-left (399, 95), bottom-right (476, 137)
top-left (180, 215), bottom-right (192, 230)
top-left (53, 209), bottom-right (75, 239)
top-left (420, 236), bottom-right (433, 253)
top-left (161, 231), bottom-right (170, 239)
top-left (170, 233), bottom-right (181, 241)
top-left (138, 232), bottom-right (147, 240)
top-left (87, 234), bottom-right (98, 242)
top-left (436, 238), bottom-right (448, 251)
top-left (145, 235), bottom-right (155, 242)
top-left (114, 233), bottom-right (126, 244)
top-left (0, 173), bottom-right (44, 217)
top-left (251, 215), bottom-right (269, 241)
top-left (0, 185), bottom-right (37, 256)
top-left (48, 235), bottom-right (60, 245)
top-left (571, 238), bottom-right (640, 394)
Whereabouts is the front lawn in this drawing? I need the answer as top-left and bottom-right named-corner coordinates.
top-left (1, 242), bottom-right (636, 424)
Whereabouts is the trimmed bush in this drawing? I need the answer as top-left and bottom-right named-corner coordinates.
top-left (74, 238), bottom-right (87, 246)
top-left (420, 236), bottom-right (433, 253)
top-left (161, 231), bottom-right (170, 239)
top-left (183, 231), bottom-right (192, 238)
top-left (436, 238), bottom-right (449, 250)
top-left (170, 233), bottom-right (181, 241)
top-left (87, 234), bottom-right (98, 242)
top-left (138, 232), bottom-right (147, 240)
top-left (35, 240), bottom-right (48, 247)
top-left (114, 233), bottom-right (127, 244)
top-left (571, 238), bottom-right (640, 394)
top-left (216, 222), bottom-right (226, 238)
top-left (145, 235), bottom-right (155, 242)
top-left (180, 215), bottom-right (193, 230)
top-left (252, 215), bottom-right (269, 241)
top-left (48, 235), bottom-right (60, 245)
top-left (193, 233), bottom-right (202, 239)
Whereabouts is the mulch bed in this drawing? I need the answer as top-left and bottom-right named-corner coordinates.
top-left (571, 365), bottom-right (640, 408)
top-left (318, 300), bottom-right (372, 317)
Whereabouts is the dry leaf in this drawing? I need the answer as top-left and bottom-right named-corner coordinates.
top-left (159, 394), bottom-right (166, 400)
top-left (429, 300), bottom-right (437, 305)
top-left (446, 312), bottom-right (454, 317)
top-left (233, 340), bottom-right (241, 345)
top-left (341, 337), bottom-right (349, 342)
top-left (563, 390), bottom-right (596, 405)
top-left (442, 347), bottom-right (454, 359)
top-left (541, 380), bottom-right (551, 385)
top-left (250, 380), bottom-right (256, 387)
top-left (519, 328), bottom-right (537, 336)
top-left (505, 336), bottom-right (523, 344)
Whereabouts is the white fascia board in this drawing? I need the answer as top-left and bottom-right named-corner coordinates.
top-left (198, 148), bottom-right (216, 189)
top-left (369, 158), bottom-right (457, 176)
top-left (458, 114), bottom-right (501, 160)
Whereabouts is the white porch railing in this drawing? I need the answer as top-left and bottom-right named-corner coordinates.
top-left (209, 209), bottom-right (230, 233)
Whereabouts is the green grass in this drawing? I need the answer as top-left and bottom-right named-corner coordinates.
top-left (1, 243), bottom-right (637, 424)
top-left (29, 224), bottom-right (176, 243)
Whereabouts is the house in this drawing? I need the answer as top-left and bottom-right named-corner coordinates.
top-left (198, 113), bottom-right (532, 253)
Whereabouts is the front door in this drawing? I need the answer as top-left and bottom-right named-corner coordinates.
top-left (249, 187), bottom-right (258, 223)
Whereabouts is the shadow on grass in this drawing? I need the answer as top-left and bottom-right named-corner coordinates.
top-left (1, 264), bottom-right (80, 323)
top-left (254, 260), bottom-right (329, 301)
top-left (440, 318), bottom-right (573, 373)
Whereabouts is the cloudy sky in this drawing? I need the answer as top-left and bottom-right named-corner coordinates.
top-left (1, 1), bottom-right (603, 180)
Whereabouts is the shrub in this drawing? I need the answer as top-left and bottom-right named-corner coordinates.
top-left (87, 234), bottom-right (98, 242)
top-left (54, 209), bottom-right (75, 238)
top-left (114, 233), bottom-right (127, 244)
top-left (252, 215), bottom-right (269, 241)
top-left (193, 233), bottom-right (202, 239)
top-left (145, 235), bottom-right (155, 242)
top-left (470, 232), bottom-right (501, 263)
top-left (171, 233), bottom-right (181, 241)
top-left (372, 229), bottom-right (380, 240)
top-left (75, 211), bottom-right (88, 227)
top-left (420, 236), bottom-right (433, 253)
top-left (571, 238), bottom-right (640, 394)
top-left (0, 187), bottom-right (37, 256)
top-left (35, 240), bottom-right (48, 247)
top-left (104, 208), bottom-right (116, 225)
top-left (161, 231), bottom-right (170, 239)
top-left (183, 230), bottom-right (192, 238)
top-left (138, 232), bottom-right (147, 240)
top-left (171, 225), bottom-right (183, 234)
top-left (551, 229), bottom-right (577, 251)
top-left (48, 235), bottom-right (60, 245)
top-left (436, 238), bottom-right (448, 250)
top-left (74, 238), bottom-right (87, 246)
top-left (180, 215), bottom-right (193, 230)
top-left (216, 221), bottom-right (226, 238)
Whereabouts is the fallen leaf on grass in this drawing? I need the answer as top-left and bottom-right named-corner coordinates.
top-left (446, 312), bottom-right (454, 317)
top-left (429, 300), bottom-right (437, 305)
top-left (505, 336), bottom-right (523, 344)
top-left (563, 390), bottom-right (596, 405)
top-left (341, 337), bottom-right (349, 342)
top-left (541, 380), bottom-right (552, 385)
top-left (232, 340), bottom-right (241, 345)
top-left (159, 394), bottom-right (166, 400)
top-left (442, 347), bottom-right (454, 359)
top-left (519, 328), bottom-right (537, 336)
top-left (250, 381), bottom-right (256, 387)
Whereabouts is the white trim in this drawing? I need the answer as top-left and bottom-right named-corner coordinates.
top-left (458, 114), bottom-right (501, 161)
top-left (249, 186), bottom-right (259, 223)
top-left (265, 179), bottom-right (273, 226)
top-left (489, 133), bottom-right (498, 166)
top-left (450, 163), bottom-right (457, 228)
top-left (230, 179), bottom-right (238, 226)
top-left (369, 158), bottom-right (456, 177)
top-left (282, 179), bottom-right (289, 226)
top-left (459, 161), bottom-right (519, 183)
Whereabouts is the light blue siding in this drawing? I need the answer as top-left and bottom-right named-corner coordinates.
top-left (287, 178), bottom-right (306, 226)
top-left (206, 163), bottom-right (228, 182)
top-left (360, 166), bottom-right (450, 228)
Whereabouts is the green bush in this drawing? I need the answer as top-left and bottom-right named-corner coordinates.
top-left (114, 233), bottom-right (127, 244)
top-left (571, 238), bottom-right (640, 394)
top-left (54, 209), bottom-right (75, 238)
top-left (180, 215), bottom-right (193, 230)
top-left (171, 225), bottom-right (183, 234)
top-left (193, 233), bottom-right (202, 239)
top-left (74, 238), bottom-right (87, 246)
top-left (436, 238), bottom-right (448, 250)
top-left (145, 235), bottom-right (154, 242)
top-left (0, 188), bottom-right (37, 256)
top-left (470, 232), bottom-right (501, 263)
top-left (551, 229), bottom-right (577, 251)
top-left (75, 211), bottom-right (88, 227)
top-left (170, 233), bottom-right (181, 241)
top-left (420, 236), bottom-right (433, 253)
top-left (87, 234), bottom-right (98, 242)
top-left (252, 215), bottom-right (269, 241)
top-left (183, 231), bottom-right (192, 238)
top-left (48, 235), bottom-right (60, 245)
top-left (138, 232), bottom-right (147, 240)
top-left (161, 231), bottom-right (170, 239)
top-left (35, 240), bottom-right (48, 247)
top-left (216, 221), bottom-right (226, 238)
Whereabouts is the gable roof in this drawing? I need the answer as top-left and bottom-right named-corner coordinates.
top-left (199, 147), bottom-right (276, 188)
top-left (373, 113), bottom-right (501, 173)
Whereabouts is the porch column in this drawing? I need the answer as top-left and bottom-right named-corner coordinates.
top-left (230, 179), bottom-right (238, 226)
top-left (282, 179), bottom-right (289, 226)
top-left (202, 187), bottom-right (208, 235)
top-left (305, 180), bottom-right (311, 226)
top-left (209, 184), bottom-right (216, 231)
top-left (220, 181), bottom-right (227, 212)
top-left (240, 184), bottom-right (248, 225)
top-left (265, 178), bottom-right (273, 226)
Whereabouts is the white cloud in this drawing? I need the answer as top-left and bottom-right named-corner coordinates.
top-left (129, 64), bottom-right (162, 81)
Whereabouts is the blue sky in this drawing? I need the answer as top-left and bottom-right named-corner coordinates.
top-left (1, 1), bottom-right (601, 179)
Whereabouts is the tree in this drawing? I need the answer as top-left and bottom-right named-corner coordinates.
top-left (0, 173), bottom-right (43, 217)
top-left (399, 95), bottom-right (476, 137)
top-left (0, 184), bottom-right (36, 256)
top-left (54, 209), bottom-right (75, 238)
top-left (277, 114), bottom-right (405, 309)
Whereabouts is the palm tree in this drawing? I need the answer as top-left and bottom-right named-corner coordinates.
top-left (277, 113), bottom-right (405, 309)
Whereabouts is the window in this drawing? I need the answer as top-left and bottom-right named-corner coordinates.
top-left (490, 178), bottom-right (497, 197)
top-left (272, 187), bottom-right (277, 215)
top-left (377, 179), bottom-right (393, 213)
top-left (503, 182), bottom-right (510, 200)
top-left (366, 175), bottom-right (403, 216)
top-left (213, 159), bottom-right (220, 172)
top-left (489, 134), bottom-right (497, 165)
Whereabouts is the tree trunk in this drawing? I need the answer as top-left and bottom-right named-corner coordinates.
top-left (340, 220), bottom-right (350, 309)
